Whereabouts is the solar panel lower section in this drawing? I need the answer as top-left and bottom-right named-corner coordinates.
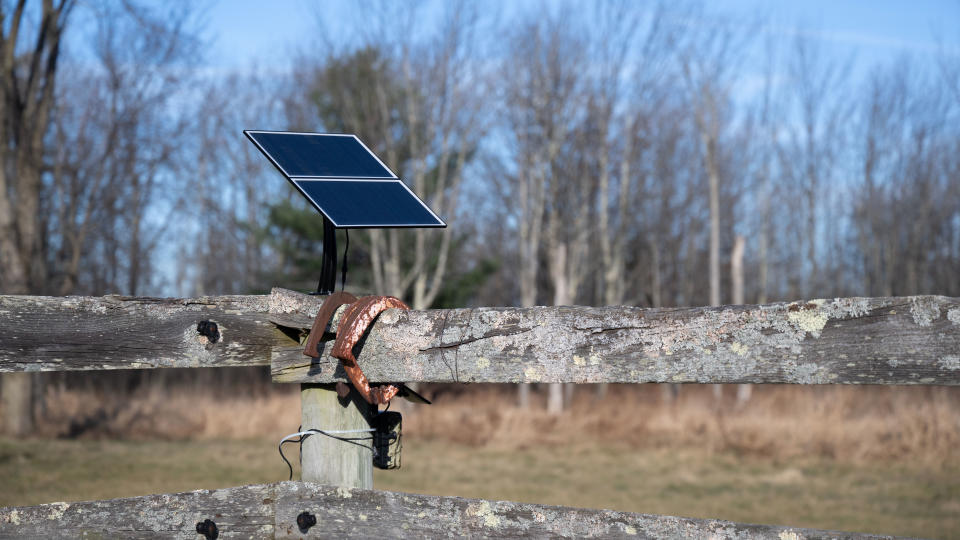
top-left (293, 180), bottom-right (445, 228)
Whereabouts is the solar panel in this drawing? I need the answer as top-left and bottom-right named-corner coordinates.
top-left (293, 180), bottom-right (444, 228)
top-left (244, 131), bottom-right (397, 179)
top-left (244, 130), bottom-right (445, 229)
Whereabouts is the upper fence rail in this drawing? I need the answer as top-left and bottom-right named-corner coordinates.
top-left (1, 289), bottom-right (958, 385)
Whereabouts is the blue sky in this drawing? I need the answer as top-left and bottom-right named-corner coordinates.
top-left (88, 0), bottom-right (959, 296)
top-left (204, 0), bottom-right (315, 69)
top-left (204, 0), bottom-right (959, 72)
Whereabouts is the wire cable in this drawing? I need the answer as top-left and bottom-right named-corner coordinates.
top-left (341, 229), bottom-right (349, 291)
top-left (278, 427), bottom-right (375, 481)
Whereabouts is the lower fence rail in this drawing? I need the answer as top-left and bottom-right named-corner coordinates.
top-left (0, 482), bottom-right (898, 539)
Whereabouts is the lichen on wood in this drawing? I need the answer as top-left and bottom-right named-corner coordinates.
top-left (0, 482), bottom-right (897, 539)
top-left (271, 292), bottom-right (960, 386)
top-left (1, 290), bottom-right (958, 386)
top-left (0, 483), bottom-right (274, 539)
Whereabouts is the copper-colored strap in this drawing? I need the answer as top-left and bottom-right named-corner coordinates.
top-left (302, 291), bottom-right (357, 358)
top-left (331, 296), bottom-right (408, 361)
top-left (330, 295), bottom-right (409, 405)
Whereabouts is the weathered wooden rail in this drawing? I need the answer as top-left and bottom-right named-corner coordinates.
top-left (1, 289), bottom-right (957, 538)
top-left (0, 482), bottom-right (898, 539)
top-left (2, 289), bottom-right (958, 385)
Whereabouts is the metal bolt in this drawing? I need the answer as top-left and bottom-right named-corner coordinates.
top-left (196, 320), bottom-right (220, 343)
top-left (196, 518), bottom-right (219, 540)
top-left (297, 511), bottom-right (317, 532)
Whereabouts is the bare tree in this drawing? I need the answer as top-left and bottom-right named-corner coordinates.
top-left (0, 0), bottom-right (72, 295)
top-left (730, 234), bottom-right (753, 405)
top-left (854, 64), bottom-right (907, 297)
top-left (782, 36), bottom-right (850, 296)
top-left (678, 16), bottom-right (745, 309)
top-left (751, 34), bottom-right (783, 305)
top-left (294, 1), bottom-right (485, 310)
top-left (181, 71), bottom-right (284, 296)
top-left (0, 0), bottom-right (205, 434)
top-left (0, 0), bottom-right (72, 436)
top-left (50, 1), bottom-right (202, 296)
top-left (580, 2), bottom-right (679, 400)
top-left (851, 57), bottom-right (959, 299)
top-left (676, 10), bottom-right (748, 403)
top-left (498, 10), bottom-right (590, 413)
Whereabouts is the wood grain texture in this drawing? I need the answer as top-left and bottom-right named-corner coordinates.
top-left (0, 482), bottom-right (896, 539)
top-left (0, 290), bottom-right (315, 372)
top-left (2, 289), bottom-right (959, 385)
top-left (300, 384), bottom-right (374, 488)
top-left (0, 483), bottom-right (274, 539)
top-left (272, 293), bottom-right (960, 385)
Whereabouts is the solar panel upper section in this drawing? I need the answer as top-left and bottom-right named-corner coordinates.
top-left (293, 180), bottom-right (445, 228)
top-left (244, 131), bottom-right (396, 178)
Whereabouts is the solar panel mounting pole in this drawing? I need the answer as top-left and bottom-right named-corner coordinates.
top-left (317, 216), bottom-right (337, 295)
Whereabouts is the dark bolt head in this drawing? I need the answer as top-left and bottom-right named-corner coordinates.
top-left (196, 320), bottom-right (220, 344)
top-left (297, 511), bottom-right (317, 532)
top-left (196, 518), bottom-right (219, 540)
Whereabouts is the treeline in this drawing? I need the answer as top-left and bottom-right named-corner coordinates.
top-left (2, 1), bottom-right (957, 306)
top-left (194, 2), bottom-right (960, 309)
top-left (1, 1), bottom-right (959, 430)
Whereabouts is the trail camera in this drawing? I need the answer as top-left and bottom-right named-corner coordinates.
top-left (371, 410), bottom-right (403, 470)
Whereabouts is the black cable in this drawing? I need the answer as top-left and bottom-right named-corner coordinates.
top-left (279, 435), bottom-right (304, 481)
top-left (340, 229), bottom-right (349, 291)
top-left (317, 217), bottom-right (337, 294)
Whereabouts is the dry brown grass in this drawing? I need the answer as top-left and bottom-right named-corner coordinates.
top-left (405, 384), bottom-right (960, 464)
top-left (37, 383), bottom-right (301, 441)
top-left (6, 383), bottom-right (959, 537)
top-left (30, 382), bottom-right (960, 465)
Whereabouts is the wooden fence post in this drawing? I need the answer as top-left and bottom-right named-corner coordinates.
top-left (300, 383), bottom-right (373, 489)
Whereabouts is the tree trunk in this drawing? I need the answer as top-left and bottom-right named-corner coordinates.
top-left (702, 115), bottom-right (723, 403)
top-left (731, 235), bottom-right (752, 406)
top-left (707, 142), bottom-right (721, 308)
top-left (731, 236), bottom-right (745, 305)
top-left (516, 167), bottom-right (545, 410)
top-left (758, 172), bottom-right (770, 304)
top-left (547, 242), bottom-right (569, 415)
top-left (547, 382), bottom-right (564, 415)
top-left (0, 0), bottom-right (71, 435)
top-left (517, 383), bottom-right (530, 409)
top-left (1, 373), bottom-right (33, 436)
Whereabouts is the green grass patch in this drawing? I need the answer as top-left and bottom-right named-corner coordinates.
top-left (1, 437), bottom-right (956, 539)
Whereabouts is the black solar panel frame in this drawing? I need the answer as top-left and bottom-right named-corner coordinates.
top-left (243, 130), bottom-right (445, 229)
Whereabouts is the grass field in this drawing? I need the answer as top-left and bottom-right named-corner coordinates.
top-left (1, 437), bottom-right (958, 539)
top-left (3, 383), bottom-right (959, 538)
